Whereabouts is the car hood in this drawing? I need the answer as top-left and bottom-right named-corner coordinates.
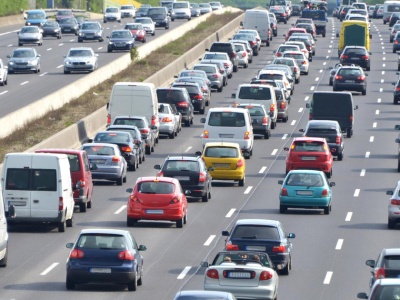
top-left (9, 57), bottom-right (37, 63)
top-left (109, 38), bottom-right (133, 43)
top-left (19, 33), bottom-right (41, 38)
top-left (80, 29), bottom-right (101, 33)
top-left (65, 56), bottom-right (95, 62)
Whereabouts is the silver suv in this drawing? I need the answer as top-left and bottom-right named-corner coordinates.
top-left (78, 21), bottom-right (104, 42)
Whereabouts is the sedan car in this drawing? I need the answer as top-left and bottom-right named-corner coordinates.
top-left (103, 6), bottom-right (121, 23)
top-left (0, 59), bottom-right (8, 86)
top-left (66, 228), bottom-right (146, 291)
top-left (199, 3), bottom-right (212, 14)
top-left (124, 23), bottom-right (146, 43)
top-left (386, 181), bottom-right (400, 229)
top-left (78, 21), bottom-right (104, 42)
top-left (190, 3), bottom-right (201, 17)
top-left (340, 46), bottom-right (371, 71)
top-left (282, 51), bottom-right (309, 75)
top-left (18, 26), bottom-right (43, 46)
top-left (365, 248), bottom-right (400, 287)
top-left (390, 24), bottom-right (400, 43)
top-left (201, 251), bottom-right (279, 300)
top-left (192, 63), bottom-right (224, 92)
top-left (284, 137), bottom-right (333, 178)
top-left (270, 57), bottom-right (300, 85)
top-left (270, 5), bottom-right (288, 23)
top-left (59, 17), bottom-right (80, 35)
top-left (171, 81), bottom-right (206, 114)
top-left (278, 170), bottom-right (335, 214)
top-left (333, 65), bottom-right (367, 95)
top-left (41, 21), bottom-right (62, 39)
top-left (107, 30), bottom-right (135, 53)
top-left (126, 176), bottom-right (188, 228)
top-left (232, 43), bottom-right (249, 68)
top-left (199, 142), bottom-right (247, 186)
top-left (55, 9), bottom-right (74, 22)
top-left (63, 47), bottom-right (98, 74)
top-left (7, 47), bottom-right (41, 74)
top-left (358, 279), bottom-right (400, 300)
top-left (222, 219), bottom-right (295, 275)
top-left (232, 33), bottom-right (260, 55)
top-left (155, 155), bottom-right (212, 202)
top-left (157, 103), bottom-right (179, 138)
top-left (81, 143), bottom-right (127, 185)
top-left (328, 63), bottom-right (342, 86)
top-left (134, 17), bottom-right (155, 36)
top-left (201, 52), bottom-right (235, 76)
top-left (173, 291), bottom-right (236, 300)
top-left (237, 104), bottom-right (271, 139)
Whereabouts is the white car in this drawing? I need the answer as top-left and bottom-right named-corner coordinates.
top-left (103, 7), bottom-right (121, 23)
top-left (232, 43), bottom-right (249, 68)
top-left (257, 69), bottom-right (293, 93)
top-left (386, 181), bottom-right (400, 228)
top-left (120, 5), bottom-right (136, 18)
top-left (158, 103), bottom-right (180, 138)
top-left (64, 47), bottom-right (98, 74)
top-left (282, 50), bottom-right (309, 75)
top-left (0, 59), bottom-right (8, 86)
top-left (135, 17), bottom-right (155, 36)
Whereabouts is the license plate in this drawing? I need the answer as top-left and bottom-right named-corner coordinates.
top-left (227, 272), bottom-right (251, 278)
top-left (219, 134), bottom-right (234, 138)
top-left (116, 43), bottom-right (125, 47)
top-left (213, 163), bottom-right (230, 168)
top-left (345, 80), bottom-right (355, 83)
top-left (301, 156), bottom-right (316, 160)
top-left (246, 245), bottom-right (266, 251)
top-left (64, 29), bottom-right (71, 31)
top-left (90, 268), bottom-right (111, 273)
top-left (174, 176), bottom-right (190, 181)
top-left (146, 209), bottom-right (164, 214)
top-left (296, 190), bottom-right (313, 195)
top-left (90, 159), bottom-right (106, 164)
top-left (350, 57), bottom-right (360, 60)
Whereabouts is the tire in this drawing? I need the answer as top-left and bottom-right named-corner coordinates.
top-left (78, 39), bottom-right (82, 43)
top-left (129, 161), bottom-right (136, 171)
top-left (87, 199), bottom-right (92, 209)
top-left (127, 274), bottom-right (137, 291)
top-left (265, 130), bottom-right (270, 139)
top-left (283, 116), bottom-right (288, 123)
top-left (233, 65), bottom-right (238, 72)
top-left (145, 146), bottom-right (151, 155)
top-left (202, 192), bottom-right (209, 202)
top-left (326, 169), bottom-right (332, 179)
top-left (271, 120), bottom-right (276, 129)
top-left (152, 32), bottom-right (155, 36)
top-left (389, 217), bottom-right (396, 229)
top-left (329, 80), bottom-right (333, 86)
top-left (398, 158), bottom-right (400, 172)
top-left (337, 152), bottom-right (343, 161)
top-left (169, 132), bottom-right (175, 139)
top-left (322, 33), bottom-right (326, 37)
top-left (66, 215), bottom-right (73, 227)
top-left (66, 278), bottom-right (75, 290)
top-left (116, 175), bottom-right (123, 186)
top-left (58, 219), bottom-right (66, 232)
top-left (324, 205), bottom-right (330, 215)
top-left (280, 204), bottom-right (287, 214)
top-left (366, 66), bottom-right (370, 71)
top-left (362, 89), bottom-right (366, 96)
top-left (18, 43), bottom-right (22, 46)
top-left (0, 246), bottom-right (8, 267)
top-left (347, 129), bottom-right (352, 138)
top-left (127, 216), bottom-right (136, 227)
top-left (199, 107), bottom-right (205, 115)
top-left (138, 272), bottom-right (143, 286)
top-left (239, 176), bottom-right (245, 186)
top-left (183, 212), bottom-right (187, 224)
top-left (295, 78), bottom-right (299, 84)
top-left (244, 63), bottom-right (248, 68)
top-left (108, 49), bottom-right (112, 53)
top-left (176, 218), bottom-right (183, 228)
top-left (79, 203), bottom-right (87, 213)
top-left (217, 85), bottom-right (223, 92)
top-left (280, 259), bottom-right (290, 275)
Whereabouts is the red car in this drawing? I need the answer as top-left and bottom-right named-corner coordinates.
top-left (284, 137), bottom-right (333, 178)
top-left (284, 28), bottom-right (307, 41)
top-left (124, 23), bottom-right (146, 43)
top-left (126, 176), bottom-right (188, 228)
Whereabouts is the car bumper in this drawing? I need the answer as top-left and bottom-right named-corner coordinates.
top-left (159, 123), bottom-right (175, 135)
top-left (209, 169), bottom-right (245, 181)
top-left (8, 65), bottom-right (37, 72)
top-left (253, 125), bottom-right (270, 135)
top-left (172, 13), bottom-right (190, 19)
top-left (191, 100), bottom-right (204, 111)
top-left (79, 35), bottom-right (102, 40)
top-left (286, 162), bottom-right (332, 172)
top-left (238, 58), bottom-right (248, 65)
top-left (127, 206), bottom-right (185, 221)
top-left (64, 64), bottom-right (96, 71)
top-left (181, 183), bottom-right (208, 197)
top-left (204, 283), bottom-right (276, 299)
top-left (19, 38), bottom-right (41, 44)
top-left (154, 21), bottom-right (169, 27)
top-left (91, 167), bottom-right (123, 180)
top-left (333, 83), bottom-right (366, 92)
top-left (73, 188), bottom-right (88, 204)
top-left (67, 267), bottom-right (135, 284)
top-left (280, 196), bottom-right (331, 208)
top-left (108, 44), bottom-right (133, 51)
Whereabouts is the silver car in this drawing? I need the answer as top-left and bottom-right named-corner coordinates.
top-left (7, 47), bottom-right (41, 73)
top-left (201, 52), bottom-right (233, 78)
top-left (271, 57), bottom-right (301, 85)
top-left (18, 26), bottom-right (43, 46)
top-left (0, 59), bottom-right (8, 86)
top-left (199, 3), bottom-right (212, 14)
top-left (135, 17), bottom-right (155, 36)
top-left (64, 47), bottom-right (98, 74)
top-left (78, 21), bottom-right (103, 42)
top-left (190, 3), bottom-right (201, 17)
top-left (192, 63), bottom-right (224, 92)
top-left (282, 50), bottom-right (309, 75)
top-left (81, 143), bottom-right (127, 186)
top-left (158, 103), bottom-right (180, 138)
top-left (230, 39), bottom-right (253, 63)
top-left (386, 181), bottom-right (400, 228)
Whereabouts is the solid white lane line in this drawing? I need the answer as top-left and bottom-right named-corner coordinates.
top-left (57, 65), bottom-right (63, 68)
top-left (354, 189), bottom-right (360, 197)
top-left (40, 263), bottom-right (59, 275)
top-left (323, 272), bottom-right (333, 284)
top-left (298, 108), bottom-right (303, 113)
top-left (360, 169), bottom-right (366, 176)
top-left (114, 205), bottom-right (127, 214)
top-left (373, 122), bottom-right (377, 128)
top-left (335, 239), bottom-right (343, 250)
top-left (375, 110), bottom-right (379, 115)
top-left (204, 235), bottom-right (216, 246)
top-left (185, 146), bottom-right (192, 152)
top-left (282, 134), bottom-right (288, 139)
top-left (365, 152), bottom-right (370, 158)
top-left (244, 187), bottom-right (252, 194)
top-left (345, 212), bottom-right (353, 221)
top-left (177, 266), bottom-right (191, 279)
top-left (226, 209), bottom-right (236, 218)
top-left (271, 149), bottom-right (278, 155)
top-left (370, 136), bottom-right (374, 142)
top-left (259, 166), bottom-right (267, 173)
top-left (290, 120), bottom-right (296, 126)
top-left (0, 91), bottom-right (8, 95)
top-left (20, 81), bottom-right (28, 85)
top-left (378, 98), bottom-right (381, 103)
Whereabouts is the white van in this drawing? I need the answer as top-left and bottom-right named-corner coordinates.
top-left (0, 183), bottom-right (15, 267)
top-left (232, 84), bottom-right (278, 129)
top-left (242, 9), bottom-right (271, 46)
top-left (2, 153), bottom-right (74, 232)
top-left (200, 107), bottom-right (254, 157)
top-left (107, 82), bottom-right (160, 141)
top-left (171, 1), bottom-right (191, 20)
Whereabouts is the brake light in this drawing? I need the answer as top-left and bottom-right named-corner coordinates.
top-left (237, 158), bottom-right (244, 168)
top-left (107, 114), bottom-right (111, 125)
top-left (118, 250), bottom-right (134, 261)
top-left (157, 171), bottom-right (164, 177)
top-left (223, 62), bottom-right (230, 67)
top-left (226, 242), bottom-right (239, 250)
top-left (129, 194), bottom-right (142, 203)
top-left (276, 52), bottom-right (282, 57)
top-left (112, 156), bottom-right (121, 162)
top-left (259, 271), bottom-right (273, 280)
top-left (244, 131), bottom-right (250, 140)
top-left (59, 197), bottom-right (63, 211)
top-left (161, 117), bottom-right (173, 122)
top-left (396, 87), bottom-right (400, 92)
top-left (193, 94), bottom-right (203, 100)
top-left (140, 128), bottom-right (149, 134)
top-left (272, 245), bottom-right (287, 252)
top-left (250, 41), bottom-right (256, 46)
top-left (76, 179), bottom-right (86, 188)
top-left (375, 268), bottom-right (386, 279)
top-left (281, 187), bottom-right (288, 196)
top-left (321, 189), bottom-right (329, 197)
top-left (177, 101), bottom-right (189, 107)
top-left (391, 199), bottom-right (400, 205)
top-left (206, 269), bottom-right (219, 279)
top-left (336, 136), bottom-right (341, 144)
top-left (309, 113), bottom-right (312, 120)
top-left (203, 130), bottom-right (209, 138)
top-left (341, 54), bottom-right (349, 59)
top-left (70, 249), bottom-right (84, 259)
top-left (230, 52), bottom-right (236, 59)
top-left (212, 73), bottom-right (221, 79)
top-left (151, 115), bottom-right (157, 126)
top-left (270, 103), bottom-right (275, 112)
top-left (361, 55), bottom-right (369, 60)
top-left (262, 117), bottom-right (268, 125)
top-left (120, 146), bottom-right (132, 152)
top-left (302, 61), bottom-right (307, 65)
top-left (280, 102), bottom-right (286, 109)
top-left (199, 171), bottom-right (207, 182)
top-left (335, 75), bottom-right (343, 80)
top-left (293, 67), bottom-right (298, 73)
top-left (241, 52), bottom-right (247, 58)
top-left (357, 75), bottom-right (366, 81)
top-left (170, 197), bottom-right (180, 204)
top-left (350, 115), bottom-right (353, 122)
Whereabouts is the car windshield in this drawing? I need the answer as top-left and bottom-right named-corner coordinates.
top-left (13, 50), bottom-right (35, 58)
top-left (292, 141), bottom-right (325, 152)
top-left (68, 49), bottom-right (93, 57)
top-left (164, 160), bottom-right (199, 171)
top-left (125, 24), bottom-right (141, 30)
top-left (58, 10), bottom-right (72, 16)
top-left (173, 3), bottom-right (188, 8)
top-left (27, 13), bottom-right (45, 19)
top-left (204, 146), bottom-right (239, 157)
top-left (43, 22), bottom-right (57, 27)
top-left (60, 18), bottom-right (76, 24)
top-left (94, 132), bottom-right (130, 143)
top-left (76, 234), bottom-right (126, 250)
top-left (121, 5), bottom-right (134, 9)
top-left (213, 252), bottom-right (272, 268)
top-left (67, 154), bottom-right (80, 172)
top-left (285, 173), bottom-right (324, 186)
top-left (83, 145), bottom-right (115, 156)
top-left (138, 181), bottom-right (175, 194)
top-left (21, 27), bottom-right (38, 33)
top-left (114, 118), bottom-right (146, 128)
top-left (231, 225), bottom-right (280, 240)
top-left (81, 23), bottom-right (99, 30)
top-left (111, 31), bottom-right (131, 38)
top-left (106, 8), bottom-right (119, 12)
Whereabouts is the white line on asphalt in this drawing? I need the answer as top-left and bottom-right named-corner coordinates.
top-left (382, 46), bottom-right (385, 49)
top-left (323, 62), bottom-right (326, 65)
top-left (57, 65), bottom-right (63, 68)
top-left (383, 57), bottom-right (386, 60)
top-left (39, 72), bottom-right (48, 77)
top-left (315, 77), bottom-right (319, 81)
top-left (354, 189), bottom-right (360, 197)
top-left (185, 147), bottom-right (192, 152)
top-left (381, 79), bottom-right (384, 83)
top-left (20, 81), bottom-right (28, 85)
top-left (383, 52), bottom-right (386, 55)
top-left (114, 205), bottom-right (127, 214)
top-left (282, 134), bottom-right (288, 139)
top-left (40, 263), bottom-right (59, 275)
top-left (200, 133), bottom-right (204, 137)
top-left (381, 42), bottom-right (384, 45)
top-left (328, 50), bottom-right (331, 53)
top-left (0, 91), bottom-right (8, 95)
top-left (69, 39), bottom-right (74, 42)
top-left (365, 152), bottom-right (370, 158)
top-left (7, 44), bottom-right (12, 47)
top-left (373, 122), bottom-right (377, 128)
top-left (319, 69), bottom-right (323, 73)
top-left (177, 267), bottom-right (191, 279)
top-left (98, 47), bottom-right (103, 50)
top-left (271, 149), bottom-right (278, 155)
top-left (326, 56), bottom-right (329, 59)
top-left (382, 71), bottom-right (385, 75)
top-left (345, 212), bottom-right (353, 221)
top-left (360, 169), bottom-right (366, 176)
top-left (380, 37), bottom-right (383, 40)
top-left (383, 64), bottom-right (386, 67)
top-left (323, 272), bottom-right (333, 284)
top-left (259, 166), bottom-right (267, 173)
top-left (310, 86), bottom-right (315, 91)
top-left (298, 108), bottom-right (303, 113)
top-left (290, 120), bottom-right (296, 126)
top-left (244, 187), bottom-right (253, 194)
top-left (370, 136), bottom-right (374, 142)
top-left (226, 209), bottom-right (236, 218)
top-left (59, 43), bottom-right (64, 46)
top-left (375, 110), bottom-right (379, 115)
top-left (46, 48), bottom-right (52, 51)
top-left (377, 98), bottom-right (381, 103)
top-left (304, 96), bottom-right (309, 101)
top-left (204, 235), bottom-right (216, 246)
top-left (379, 88), bottom-right (383, 92)
top-left (335, 239), bottom-right (343, 250)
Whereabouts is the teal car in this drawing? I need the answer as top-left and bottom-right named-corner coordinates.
top-left (278, 170), bottom-right (335, 215)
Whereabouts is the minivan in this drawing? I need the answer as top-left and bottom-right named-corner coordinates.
top-left (200, 107), bottom-right (254, 157)
top-left (147, 6), bottom-right (170, 29)
top-left (241, 9), bottom-right (272, 46)
top-left (232, 84), bottom-right (278, 129)
top-left (306, 91), bottom-right (358, 138)
top-left (107, 82), bottom-right (160, 142)
top-left (2, 153), bottom-right (75, 232)
top-left (171, 1), bottom-right (191, 21)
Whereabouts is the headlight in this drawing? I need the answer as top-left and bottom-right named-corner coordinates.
top-left (27, 60), bottom-right (37, 65)
top-left (108, 41), bottom-right (114, 45)
top-left (54, 29), bottom-right (59, 32)
top-left (65, 60), bottom-right (72, 65)
top-left (96, 31), bottom-right (101, 35)
top-left (8, 62), bottom-right (14, 66)
top-left (78, 32), bottom-right (84, 36)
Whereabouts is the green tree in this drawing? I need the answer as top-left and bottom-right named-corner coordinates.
top-left (61, 0), bottom-right (74, 8)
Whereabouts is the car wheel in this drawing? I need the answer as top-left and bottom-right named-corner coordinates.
top-left (391, 38), bottom-right (394, 43)
top-left (127, 274), bottom-right (138, 291)
top-left (0, 245), bottom-right (8, 267)
top-left (151, 144), bottom-right (155, 152)
top-left (58, 219), bottom-right (66, 232)
top-left (78, 38), bottom-right (82, 43)
top-left (366, 66), bottom-right (370, 71)
top-left (249, 58), bottom-right (253, 63)
top-left (127, 216), bottom-right (137, 227)
top-left (199, 107), bottom-right (205, 115)
top-left (116, 175), bottom-right (123, 186)
top-left (233, 65), bottom-right (238, 72)
top-left (79, 202), bottom-right (87, 213)
top-left (137, 271), bottom-right (143, 285)
top-left (362, 89), bottom-right (366, 96)
top-left (324, 205), bottom-right (330, 215)
top-left (66, 214), bottom-right (73, 227)
top-left (280, 259), bottom-right (290, 275)
top-left (389, 217), bottom-right (396, 229)
top-left (169, 132), bottom-right (175, 139)
top-left (171, 18), bottom-right (175, 21)
top-left (183, 212), bottom-right (187, 224)
top-left (329, 80), bottom-right (333, 86)
top-left (271, 120), bottom-right (276, 129)
top-left (18, 43), bottom-right (22, 46)
top-left (238, 176), bottom-right (245, 186)
top-left (244, 63), bottom-right (248, 68)
top-left (185, 119), bottom-right (190, 127)
top-left (338, 152), bottom-right (343, 161)
top-left (202, 193), bottom-right (209, 202)
top-left (143, 38), bottom-right (146, 43)
top-left (176, 217), bottom-right (184, 228)
top-left (66, 278), bottom-right (75, 290)
top-left (347, 129), bottom-right (352, 138)
top-left (152, 31), bottom-right (155, 36)
top-left (265, 130), bottom-right (270, 139)
top-left (279, 204), bottom-right (287, 214)
top-left (145, 146), bottom-right (151, 155)
top-left (190, 117), bottom-right (193, 125)
top-left (129, 161), bottom-right (136, 171)
top-left (283, 116), bottom-right (288, 123)
top-left (326, 168), bottom-right (332, 179)
top-left (228, 73), bottom-right (232, 79)
top-left (295, 78), bottom-right (299, 84)
top-left (87, 199), bottom-right (92, 209)
top-left (108, 48), bottom-right (112, 53)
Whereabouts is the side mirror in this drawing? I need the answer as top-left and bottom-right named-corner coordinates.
top-left (357, 293), bottom-right (368, 300)
top-left (354, 105), bottom-right (358, 110)
top-left (231, 93), bottom-right (235, 98)
top-left (200, 261), bottom-right (209, 267)
top-left (138, 245), bottom-right (147, 251)
top-left (243, 152), bottom-right (250, 159)
top-left (299, 129), bottom-right (305, 132)
top-left (7, 205), bottom-right (16, 218)
top-left (200, 117), bottom-right (206, 123)
top-left (221, 230), bottom-right (230, 236)
top-left (207, 166), bottom-right (214, 171)
top-left (66, 242), bottom-right (74, 249)
top-left (240, 21), bottom-right (243, 26)
top-left (287, 233), bottom-right (295, 238)
top-left (126, 188), bottom-right (133, 193)
top-left (306, 103), bottom-right (310, 108)
top-left (284, 147), bottom-right (289, 151)
top-left (336, 33), bottom-right (339, 38)
top-left (278, 180), bottom-right (283, 184)
top-left (395, 125), bottom-right (400, 130)
top-left (195, 151), bottom-right (202, 156)
top-left (366, 260), bottom-right (375, 267)
top-left (154, 164), bottom-right (161, 170)
top-left (329, 182), bottom-right (335, 187)
top-left (387, 191), bottom-right (394, 195)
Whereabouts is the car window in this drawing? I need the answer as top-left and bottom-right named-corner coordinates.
top-left (258, 73), bottom-right (283, 80)
top-left (77, 234), bottom-right (126, 249)
top-left (384, 256), bottom-right (400, 269)
top-left (108, 128), bottom-right (138, 139)
top-left (138, 181), bottom-right (175, 194)
top-left (66, 154), bottom-right (80, 172)
top-left (293, 141), bottom-right (325, 152)
top-left (164, 160), bottom-right (199, 171)
top-left (286, 173), bottom-right (324, 186)
top-left (238, 86), bottom-right (272, 100)
top-left (307, 127), bottom-right (337, 134)
top-left (239, 106), bottom-right (265, 116)
top-left (157, 90), bottom-right (187, 103)
top-left (214, 252), bottom-right (272, 268)
top-left (208, 112), bottom-right (245, 127)
top-left (193, 66), bottom-right (215, 73)
top-left (94, 132), bottom-right (130, 143)
top-left (231, 225), bottom-right (280, 240)
top-left (173, 85), bottom-right (198, 93)
top-left (83, 145), bottom-right (116, 156)
top-left (114, 118), bottom-right (145, 128)
top-left (204, 146), bottom-right (238, 157)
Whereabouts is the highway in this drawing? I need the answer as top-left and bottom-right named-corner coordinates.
top-left (0, 12), bottom-right (399, 300)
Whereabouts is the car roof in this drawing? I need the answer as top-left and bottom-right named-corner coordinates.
top-left (234, 219), bottom-right (281, 227)
top-left (167, 156), bottom-right (200, 161)
top-left (115, 115), bottom-right (146, 120)
top-left (293, 137), bottom-right (327, 142)
top-left (80, 228), bottom-right (129, 235)
top-left (36, 148), bottom-right (84, 155)
top-left (107, 125), bottom-right (139, 130)
top-left (307, 120), bottom-right (340, 127)
top-left (204, 142), bottom-right (241, 148)
top-left (381, 248), bottom-right (400, 255)
top-left (373, 278), bottom-right (400, 286)
top-left (287, 170), bottom-right (325, 175)
top-left (82, 142), bottom-right (119, 148)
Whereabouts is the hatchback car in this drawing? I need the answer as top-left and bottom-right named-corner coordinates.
top-left (222, 219), bottom-right (295, 275)
top-left (282, 51), bottom-right (309, 75)
top-left (41, 21), bottom-right (62, 39)
top-left (393, 77), bottom-right (400, 104)
top-left (269, 13), bottom-right (278, 36)
top-left (333, 65), bottom-right (367, 95)
top-left (358, 279), bottom-right (400, 300)
top-left (232, 43), bottom-right (249, 68)
top-left (78, 21), bottom-right (104, 42)
top-left (201, 52), bottom-right (235, 77)
top-left (190, 3), bottom-right (201, 17)
top-left (174, 76), bottom-right (211, 106)
top-left (274, 44), bottom-right (300, 58)
top-left (157, 87), bottom-right (194, 126)
top-left (340, 46), bottom-right (371, 71)
top-left (104, 7), bottom-right (121, 23)
top-left (284, 27), bottom-right (307, 41)
top-left (284, 137), bottom-right (333, 178)
top-left (135, 17), bottom-right (156, 36)
top-left (230, 40), bottom-right (253, 63)
top-left (237, 104), bottom-right (271, 139)
top-left (157, 103), bottom-right (180, 138)
top-left (81, 143), bottom-right (127, 185)
top-left (66, 228), bottom-right (146, 291)
top-left (17, 26), bottom-right (42, 46)
top-left (328, 63), bottom-right (342, 86)
top-left (107, 30), bottom-right (135, 53)
top-left (386, 182), bottom-right (400, 229)
top-left (394, 32), bottom-right (400, 53)
top-left (171, 81), bottom-right (206, 114)
top-left (365, 249), bottom-right (400, 287)
top-left (287, 35), bottom-right (314, 57)
top-left (59, 17), bottom-right (79, 35)
top-left (155, 155), bottom-right (212, 202)
top-left (295, 23), bottom-right (316, 37)
top-left (7, 47), bottom-right (41, 73)
top-left (390, 12), bottom-right (400, 27)
top-left (192, 63), bottom-right (225, 92)
top-left (200, 142), bottom-right (246, 186)
top-left (199, 3), bottom-right (212, 14)
top-left (124, 23), bottom-right (146, 43)
top-left (0, 59), bottom-right (8, 86)
top-left (56, 9), bottom-right (74, 22)
top-left (232, 33), bottom-right (260, 55)
top-left (274, 88), bottom-right (289, 122)
top-left (270, 57), bottom-right (300, 85)
top-left (126, 176), bottom-right (188, 227)
top-left (270, 6), bottom-right (288, 23)
top-left (278, 170), bottom-right (335, 214)
top-left (63, 47), bottom-right (98, 74)
top-left (207, 42), bottom-right (239, 70)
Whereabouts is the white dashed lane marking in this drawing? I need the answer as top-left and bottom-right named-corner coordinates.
top-left (226, 209), bottom-right (236, 218)
top-left (298, 108), bottom-right (303, 113)
top-left (0, 91), bottom-right (8, 95)
top-left (375, 110), bottom-right (380, 115)
top-left (365, 152), bottom-right (370, 158)
top-left (360, 169), bottom-right (366, 177)
top-left (370, 136), bottom-right (374, 142)
top-left (185, 147), bottom-right (192, 152)
top-left (354, 189), bottom-right (360, 197)
top-left (40, 263), bottom-right (59, 275)
top-left (373, 122), bottom-right (377, 128)
top-left (20, 81), bottom-right (28, 85)
top-left (204, 235), bottom-right (216, 246)
top-left (177, 267), bottom-right (191, 279)
top-left (259, 166), bottom-right (267, 173)
top-left (271, 149), bottom-right (278, 155)
top-left (335, 239), bottom-right (343, 250)
top-left (244, 187), bottom-right (253, 194)
top-left (282, 134), bottom-right (288, 139)
top-left (345, 212), bottom-right (353, 221)
top-left (323, 272), bottom-right (333, 284)
top-left (114, 205), bottom-right (126, 214)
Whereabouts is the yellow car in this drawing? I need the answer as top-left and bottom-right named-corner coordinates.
top-left (200, 142), bottom-right (247, 186)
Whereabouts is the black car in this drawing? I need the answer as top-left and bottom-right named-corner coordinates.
top-left (222, 219), bottom-right (295, 275)
top-left (107, 30), bottom-right (135, 52)
top-left (269, 6), bottom-right (288, 23)
top-left (237, 104), bottom-right (271, 139)
top-left (340, 46), bottom-right (371, 71)
top-left (154, 155), bottom-right (212, 202)
top-left (41, 21), bottom-right (62, 39)
top-left (373, 3), bottom-right (382, 18)
top-left (393, 78), bottom-right (400, 104)
top-left (59, 17), bottom-right (80, 35)
top-left (390, 13), bottom-right (400, 27)
top-left (207, 42), bottom-right (240, 69)
top-left (106, 125), bottom-right (146, 164)
top-left (394, 32), bottom-right (400, 53)
top-left (300, 120), bottom-right (344, 161)
top-left (91, 131), bottom-right (140, 171)
top-left (291, 4), bottom-right (302, 16)
top-left (135, 6), bottom-right (150, 17)
top-left (171, 82), bottom-right (206, 114)
top-left (333, 65), bottom-right (367, 95)
top-left (147, 6), bottom-right (170, 29)
top-left (156, 87), bottom-right (194, 126)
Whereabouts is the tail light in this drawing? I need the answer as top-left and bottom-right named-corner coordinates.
top-left (206, 269), bottom-right (219, 279)
top-left (107, 114), bottom-right (111, 125)
top-left (151, 115), bottom-right (157, 126)
top-left (276, 52), bottom-right (282, 57)
top-left (270, 103), bottom-right (275, 112)
top-left (59, 197), bottom-right (63, 211)
top-left (282, 13), bottom-right (286, 16)
top-left (341, 54), bottom-right (349, 59)
top-left (241, 52), bottom-right (247, 58)
top-left (140, 128), bottom-right (149, 134)
top-left (335, 75), bottom-right (343, 80)
top-left (375, 268), bottom-right (386, 279)
top-left (244, 131), bottom-right (250, 140)
top-left (230, 52), bottom-right (236, 59)
top-left (262, 117), bottom-right (268, 125)
top-left (336, 136), bottom-right (342, 145)
top-left (272, 244), bottom-right (287, 252)
top-left (76, 179), bottom-right (86, 188)
top-left (70, 249), bottom-right (84, 259)
top-left (280, 102), bottom-right (286, 109)
top-left (250, 41), bottom-right (256, 46)
top-left (120, 146), bottom-right (132, 152)
top-left (350, 115), bottom-right (353, 122)
top-left (170, 197), bottom-right (181, 204)
top-left (219, 68), bottom-right (224, 74)
top-left (391, 199), bottom-right (400, 205)
top-left (341, 10), bottom-right (346, 14)
top-left (293, 67), bottom-right (298, 73)
top-left (361, 55), bottom-right (369, 60)
top-left (118, 250), bottom-right (134, 261)
top-left (112, 156), bottom-right (121, 162)
top-left (357, 75), bottom-right (366, 81)
top-left (199, 171), bottom-right (207, 182)
top-left (177, 101), bottom-right (189, 107)
top-left (212, 73), bottom-right (221, 79)
top-left (203, 130), bottom-right (209, 138)
top-left (161, 117), bottom-right (173, 122)
top-left (201, 87), bottom-right (207, 93)
top-left (259, 271), bottom-right (273, 281)
top-left (281, 187), bottom-right (288, 196)
top-left (157, 171), bottom-right (164, 177)
top-left (321, 189), bottom-right (329, 197)
top-left (302, 61), bottom-right (307, 65)
top-left (237, 158), bottom-right (244, 168)
top-left (226, 242), bottom-right (239, 250)
top-left (129, 194), bottom-right (142, 203)
top-left (396, 87), bottom-right (400, 92)
top-left (223, 62), bottom-right (230, 68)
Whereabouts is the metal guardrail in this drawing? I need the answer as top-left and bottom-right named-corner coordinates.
top-left (23, 9), bottom-right (89, 19)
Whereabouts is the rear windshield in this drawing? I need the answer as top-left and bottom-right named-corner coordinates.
top-left (6, 168), bottom-right (57, 191)
top-left (157, 90), bottom-right (186, 103)
top-left (283, 53), bottom-right (304, 59)
top-left (203, 53), bottom-right (227, 60)
top-left (307, 127), bottom-right (337, 135)
top-left (204, 146), bottom-right (239, 158)
top-left (94, 132), bottom-right (130, 143)
top-left (163, 160), bottom-right (199, 171)
top-left (138, 181), bottom-right (175, 194)
top-left (238, 86), bottom-right (272, 100)
top-left (193, 65), bottom-right (216, 73)
top-left (83, 145), bottom-right (116, 156)
top-left (113, 118), bottom-right (145, 128)
top-left (76, 234), bottom-right (126, 249)
top-left (231, 225), bottom-right (280, 240)
top-left (173, 85), bottom-right (198, 94)
top-left (292, 141), bottom-right (325, 151)
top-left (258, 74), bottom-right (283, 81)
top-left (208, 111), bottom-right (246, 127)
top-left (344, 48), bottom-right (366, 55)
top-left (285, 173), bottom-right (324, 186)
top-left (238, 106), bottom-right (265, 117)
top-left (108, 128), bottom-right (138, 139)
top-left (209, 43), bottom-right (232, 52)
top-left (337, 68), bottom-right (362, 76)
top-left (384, 256), bottom-right (400, 269)
top-left (147, 8), bottom-right (166, 15)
